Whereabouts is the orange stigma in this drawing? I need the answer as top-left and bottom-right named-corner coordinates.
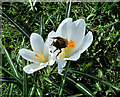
top-left (35, 54), bottom-right (45, 61)
top-left (68, 40), bottom-right (75, 48)
top-left (61, 40), bottom-right (75, 57)
top-left (35, 54), bottom-right (39, 57)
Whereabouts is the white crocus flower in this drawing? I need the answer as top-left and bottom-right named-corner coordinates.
top-left (19, 33), bottom-right (54, 74)
top-left (50, 18), bottom-right (93, 74)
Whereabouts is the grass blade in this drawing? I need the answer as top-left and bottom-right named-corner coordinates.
top-left (1, 10), bottom-right (30, 38)
top-left (108, 2), bottom-right (117, 9)
top-left (9, 83), bottom-right (14, 97)
top-left (22, 59), bottom-right (28, 97)
top-left (37, 88), bottom-right (43, 97)
top-left (68, 69), bottom-right (120, 91)
top-left (33, 0), bottom-right (37, 6)
top-left (28, 71), bottom-right (38, 96)
top-left (28, 86), bottom-right (36, 97)
top-left (66, 77), bottom-right (94, 97)
top-left (44, 77), bottom-right (72, 95)
top-left (1, 42), bottom-right (21, 79)
top-left (45, 9), bottom-right (59, 25)
top-left (66, 0), bottom-right (72, 18)
top-left (0, 66), bottom-right (22, 85)
top-left (6, 83), bottom-right (14, 97)
top-left (17, 36), bottom-right (25, 64)
top-left (29, 0), bottom-right (33, 10)
top-left (1, 77), bottom-right (17, 83)
top-left (39, 15), bottom-right (43, 35)
top-left (58, 61), bottom-right (71, 97)
top-left (68, 94), bottom-right (83, 97)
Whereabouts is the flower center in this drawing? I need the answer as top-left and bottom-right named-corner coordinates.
top-left (61, 40), bottom-right (75, 57)
top-left (35, 54), bottom-right (45, 61)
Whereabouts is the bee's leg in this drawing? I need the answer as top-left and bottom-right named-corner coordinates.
top-left (56, 49), bottom-right (62, 58)
top-left (53, 48), bottom-right (58, 53)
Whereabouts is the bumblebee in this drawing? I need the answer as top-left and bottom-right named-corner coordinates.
top-left (50, 37), bottom-right (68, 57)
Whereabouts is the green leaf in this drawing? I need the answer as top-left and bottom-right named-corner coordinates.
top-left (66, 0), bottom-right (72, 18)
top-left (67, 94), bottom-right (83, 97)
top-left (66, 77), bottom-right (94, 97)
top-left (39, 15), bottom-right (43, 35)
top-left (0, 66), bottom-right (23, 90)
top-left (68, 69), bottom-right (120, 91)
top-left (28, 71), bottom-right (38, 96)
top-left (1, 10), bottom-right (30, 38)
top-left (6, 83), bottom-right (14, 97)
top-left (0, 41), bottom-right (21, 79)
top-left (0, 77), bottom-right (17, 83)
top-left (58, 61), bottom-right (71, 97)
top-left (108, 2), bottom-right (117, 9)
top-left (28, 86), bottom-right (36, 97)
top-left (28, 0), bottom-right (33, 10)
top-left (9, 83), bottom-right (14, 96)
top-left (87, 14), bottom-right (94, 20)
top-left (106, 90), bottom-right (112, 95)
top-left (45, 10), bottom-right (58, 25)
top-left (0, 66), bottom-right (22, 86)
top-left (17, 36), bottom-right (25, 64)
top-left (37, 88), bottom-right (43, 97)
top-left (98, 69), bottom-right (103, 78)
top-left (44, 77), bottom-right (71, 95)
top-left (23, 59), bottom-right (28, 97)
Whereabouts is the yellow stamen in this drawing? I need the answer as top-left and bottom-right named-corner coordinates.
top-left (35, 54), bottom-right (45, 61)
top-left (61, 40), bottom-right (75, 57)
top-left (61, 53), bottom-right (65, 57)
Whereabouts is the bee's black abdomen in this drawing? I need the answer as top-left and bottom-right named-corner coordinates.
top-left (51, 37), bottom-right (68, 57)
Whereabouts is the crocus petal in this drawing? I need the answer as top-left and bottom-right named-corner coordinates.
top-left (66, 31), bottom-right (93, 59)
top-left (56, 18), bottom-right (72, 39)
top-left (30, 33), bottom-right (44, 55)
top-left (23, 62), bottom-right (48, 74)
top-left (64, 50), bottom-right (81, 61)
top-left (48, 59), bottom-right (55, 66)
top-left (43, 31), bottom-right (57, 57)
top-left (79, 31), bottom-right (93, 53)
top-left (48, 30), bottom-right (58, 38)
top-left (43, 38), bottom-right (50, 58)
top-left (19, 48), bottom-right (40, 63)
top-left (70, 19), bottom-right (85, 47)
top-left (65, 19), bottom-right (86, 57)
top-left (57, 59), bottom-right (67, 74)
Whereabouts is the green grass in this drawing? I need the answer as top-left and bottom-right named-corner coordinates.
top-left (1, 2), bottom-right (120, 96)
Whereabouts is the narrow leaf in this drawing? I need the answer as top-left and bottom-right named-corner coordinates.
top-left (1, 77), bottom-right (17, 83)
top-left (68, 69), bottom-right (120, 91)
top-left (66, 77), bottom-right (94, 97)
top-left (39, 15), bottom-right (43, 35)
top-left (6, 83), bottom-right (13, 97)
top-left (37, 88), bottom-right (43, 97)
top-left (58, 61), bottom-right (71, 97)
top-left (29, 0), bottom-right (33, 10)
top-left (1, 10), bottom-right (30, 38)
top-left (44, 77), bottom-right (71, 95)
top-left (68, 94), bottom-right (83, 97)
top-left (0, 66), bottom-right (22, 85)
top-left (9, 83), bottom-right (14, 97)
top-left (23, 59), bottom-right (28, 97)
top-left (1, 42), bottom-right (21, 79)
top-left (17, 36), bottom-right (25, 64)
top-left (66, 0), bottom-right (71, 18)
top-left (28, 86), bottom-right (36, 97)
